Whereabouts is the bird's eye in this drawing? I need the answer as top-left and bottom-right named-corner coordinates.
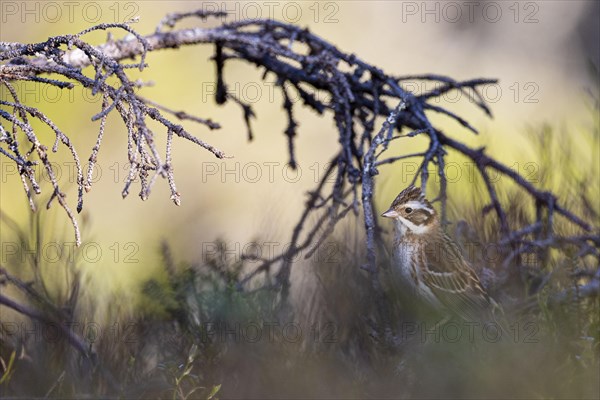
top-left (405, 207), bottom-right (413, 213)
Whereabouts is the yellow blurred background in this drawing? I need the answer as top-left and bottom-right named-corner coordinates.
top-left (1, 0), bottom-right (598, 317)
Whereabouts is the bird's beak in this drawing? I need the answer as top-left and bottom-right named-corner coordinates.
top-left (381, 208), bottom-right (398, 218)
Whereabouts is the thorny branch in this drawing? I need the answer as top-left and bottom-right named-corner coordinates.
top-left (1, 10), bottom-right (598, 327)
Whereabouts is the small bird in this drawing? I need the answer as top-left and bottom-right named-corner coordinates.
top-left (382, 185), bottom-right (501, 323)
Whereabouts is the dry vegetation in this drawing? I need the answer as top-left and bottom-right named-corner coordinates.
top-left (1, 9), bottom-right (598, 399)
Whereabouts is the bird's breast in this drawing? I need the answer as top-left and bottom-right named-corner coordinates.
top-left (392, 239), bottom-right (444, 309)
top-left (392, 239), bottom-right (420, 287)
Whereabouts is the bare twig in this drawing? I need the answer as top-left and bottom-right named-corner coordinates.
top-left (1, 8), bottom-right (598, 336)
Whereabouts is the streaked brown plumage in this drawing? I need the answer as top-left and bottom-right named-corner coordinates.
top-left (382, 185), bottom-right (500, 322)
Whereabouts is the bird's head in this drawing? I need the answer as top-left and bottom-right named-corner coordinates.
top-left (381, 185), bottom-right (437, 235)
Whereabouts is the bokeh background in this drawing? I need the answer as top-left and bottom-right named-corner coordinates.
top-left (1, 0), bottom-right (598, 335)
top-left (1, 1), bottom-right (599, 398)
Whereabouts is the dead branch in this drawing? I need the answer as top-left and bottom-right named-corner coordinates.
top-left (1, 9), bottom-right (598, 333)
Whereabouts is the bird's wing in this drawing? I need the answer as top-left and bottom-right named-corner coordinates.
top-left (421, 236), bottom-right (492, 322)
